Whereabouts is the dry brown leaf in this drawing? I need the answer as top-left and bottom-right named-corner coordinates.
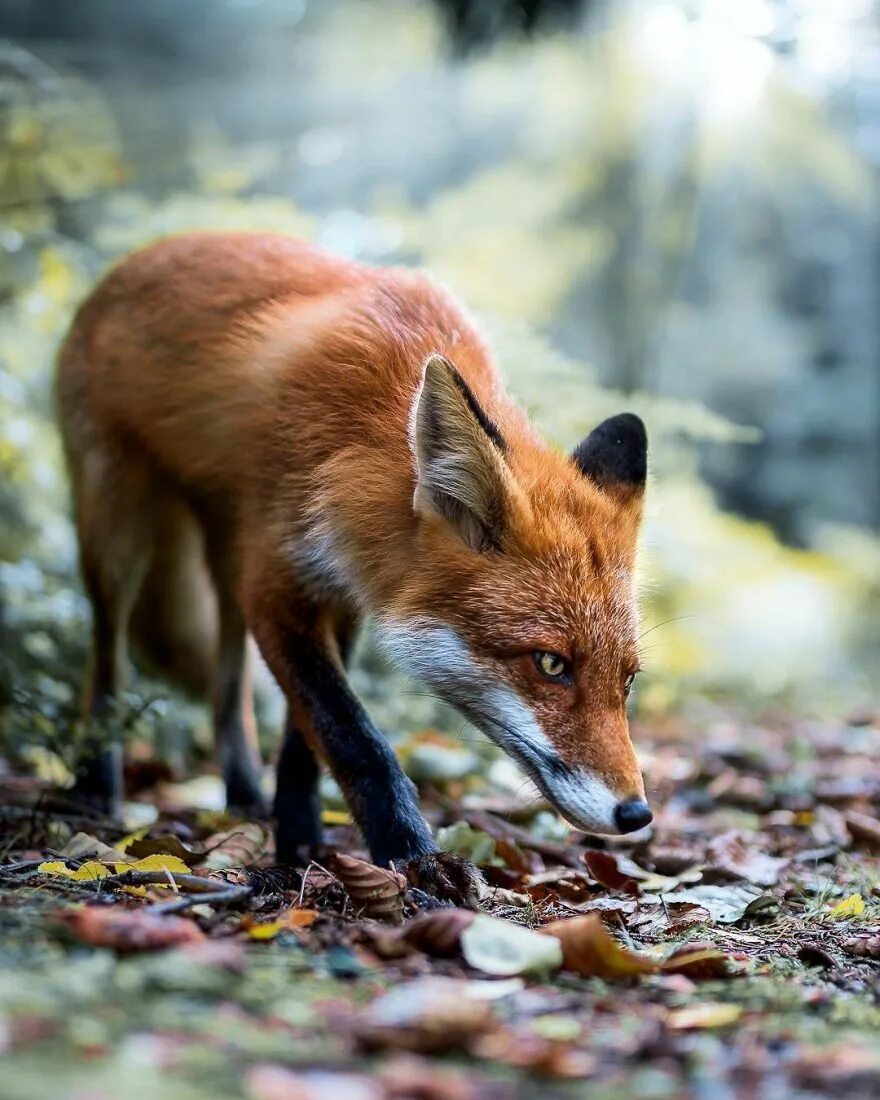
top-left (844, 810), bottom-right (880, 850)
top-left (582, 849), bottom-right (641, 894)
top-left (125, 834), bottom-right (208, 866)
top-left (705, 831), bottom-right (788, 887)
top-left (333, 853), bottom-right (407, 924)
top-left (474, 1027), bottom-right (595, 1078)
top-left (356, 977), bottom-right (493, 1053)
top-left (400, 908), bottom-right (475, 957)
top-left (841, 934), bottom-right (880, 959)
top-left (202, 823), bottom-right (269, 870)
top-left (54, 906), bottom-right (205, 952)
top-left (540, 914), bottom-right (656, 979)
top-left (663, 941), bottom-right (742, 978)
top-left (59, 831), bottom-right (130, 864)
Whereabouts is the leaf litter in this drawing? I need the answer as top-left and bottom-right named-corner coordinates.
top-left (1, 713), bottom-right (879, 1097)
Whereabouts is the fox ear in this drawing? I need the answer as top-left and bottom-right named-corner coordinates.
top-left (412, 354), bottom-right (511, 552)
top-left (572, 413), bottom-right (647, 503)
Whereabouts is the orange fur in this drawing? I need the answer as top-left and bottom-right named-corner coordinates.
top-left (57, 231), bottom-right (647, 830)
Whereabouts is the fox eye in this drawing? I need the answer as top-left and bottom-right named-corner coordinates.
top-left (533, 651), bottom-right (572, 683)
top-left (624, 671), bottom-right (638, 697)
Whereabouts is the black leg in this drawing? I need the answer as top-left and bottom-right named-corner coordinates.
top-left (71, 742), bottom-right (123, 815)
top-left (274, 710), bottom-right (323, 862)
top-left (285, 635), bottom-right (436, 867)
top-left (71, 614), bottom-right (125, 814)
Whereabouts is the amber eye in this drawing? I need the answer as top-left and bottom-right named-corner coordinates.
top-left (533, 651), bottom-right (572, 683)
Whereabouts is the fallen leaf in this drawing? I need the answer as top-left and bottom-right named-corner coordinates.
top-left (841, 934), bottom-right (880, 959)
top-left (474, 1027), bottom-right (595, 1078)
top-left (828, 893), bottom-right (865, 919)
top-left (705, 831), bottom-right (788, 887)
top-left (461, 913), bottom-right (563, 976)
top-left (38, 860), bottom-right (111, 881)
top-left (60, 832), bottom-right (130, 863)
top-left (248, 909), bottom-right (318, 940)
top-left (666, 1003), bottom-right (743, 1030)
top-left (400, 908), bottom-right (476, 957)
top-left (656, 884), bottom-right (775, 924)
top-left (582, 850), bottom-right (641, 893)
top-left (202, 823), bottom-right (269, 870)
top-left (54, 906), bottom-right (205, 951)
top-left (797, 944), bottom-right (837, 969)
top-left (357, 977), bottom-right (493, 1053)
top-left (663, 941), bottom-right (743, 978)
top-left (119, 854), bottom-right (191, 875)
top-left (124, 834), bottom-right (206, 865)
top-left (333, 853), bottom-right (407, 924)
top-left (541, 914), bottom-right (655, 979)
top-left (844, 810), bottom-right (880, 850)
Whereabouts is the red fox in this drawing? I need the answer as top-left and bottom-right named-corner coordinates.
top-left (57, 232), bottom-right (651, 900)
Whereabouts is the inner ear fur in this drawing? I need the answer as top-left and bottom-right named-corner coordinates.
top-left (412, 354), bottom-right (513, 552)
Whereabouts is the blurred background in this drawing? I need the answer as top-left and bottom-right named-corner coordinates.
top-left (1, 0), bottom-right (878, 790)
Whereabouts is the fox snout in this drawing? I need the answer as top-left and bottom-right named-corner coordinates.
top-left (614, 798), bottom-right (653, 833)
top-left (531, 755), bottom-right (652, 837)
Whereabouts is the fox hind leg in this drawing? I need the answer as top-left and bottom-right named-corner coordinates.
top-left (200, 518), bottom-right (268, 818)
top-left (71, 444), bottom-right (156, 813)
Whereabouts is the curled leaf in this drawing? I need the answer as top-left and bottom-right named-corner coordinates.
top-left (541, 914), bottom-right (655, 979)
top-left (60, 832), bottom-right (129, 863)
top-left (202, 823), bottom-right (269, 870)
top-left (582, 850), bottom-right (641, 894)
top-left (400, 908), bottom-right (476, 957)
top-left (333, 853), bottom-right (407, 924)
top-left (663, 941), bottom-right (742, 978)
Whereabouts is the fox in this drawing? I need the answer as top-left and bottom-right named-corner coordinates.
top-left (56, 231), bottom-right (652, 902)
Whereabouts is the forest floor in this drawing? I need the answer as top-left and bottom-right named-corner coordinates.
top-left (1, 709), bottom-right (879, 1100)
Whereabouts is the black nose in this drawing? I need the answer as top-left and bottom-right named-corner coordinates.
top-left (614, 799), bottom-right (653, 834)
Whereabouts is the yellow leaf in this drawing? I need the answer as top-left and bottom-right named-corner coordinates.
top-left (321, 809), bottom-right (353, 825)
top-left (38, 860), bottom-right (111, 881)
top-left (667, 1003), bottom-right (743, 1030)
top-left (828, 894), bottom-right (865, 919)
top-left (115, 828), bottom-right (149, 852)
top-left (248, 909), bottom-right (318, 941)
top-left (116, 855), bottom-right (191, 875)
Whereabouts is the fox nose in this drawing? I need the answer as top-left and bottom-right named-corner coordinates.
top-left (614, 799), bottom-right (653, 834)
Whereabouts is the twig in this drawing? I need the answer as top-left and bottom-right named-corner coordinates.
top-left (148, 885), bottom-right (252, 916)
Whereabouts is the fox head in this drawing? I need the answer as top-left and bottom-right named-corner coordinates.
top-left (378, 354), bottom-right (651, 835)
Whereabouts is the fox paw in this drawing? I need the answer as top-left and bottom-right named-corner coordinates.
top-left (399, 851), bottom-right (486, 910)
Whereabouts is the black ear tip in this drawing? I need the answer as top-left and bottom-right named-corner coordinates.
top-left (572, 412), bottom-right (648, 489)
top-left (607, 412), bottom-right (647, 444)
